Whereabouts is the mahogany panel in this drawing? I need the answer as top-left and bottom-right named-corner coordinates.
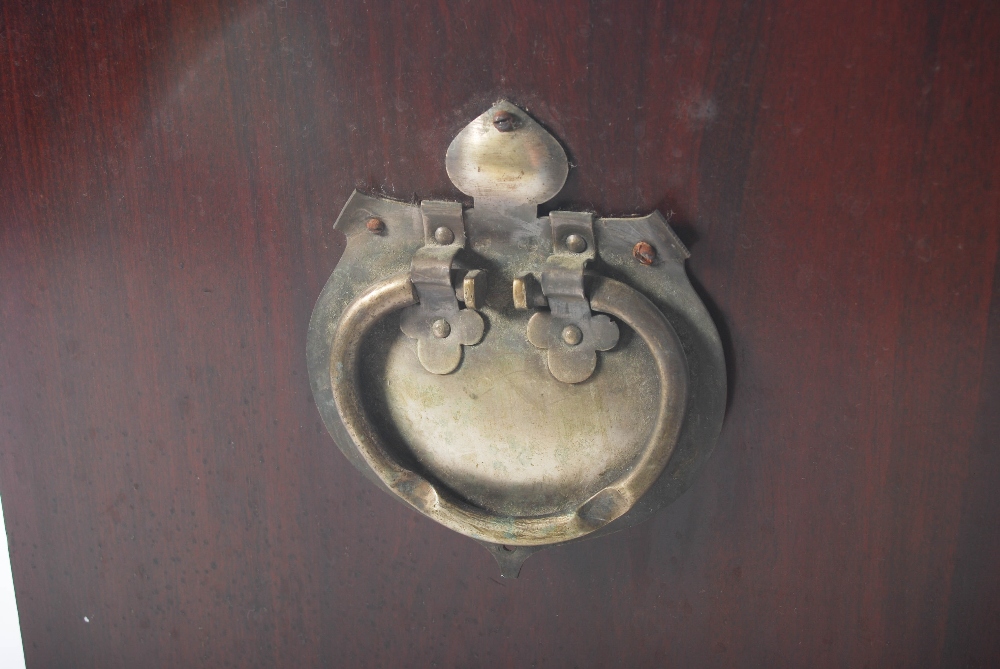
top-left (1, 0), bottom-right (998, 667)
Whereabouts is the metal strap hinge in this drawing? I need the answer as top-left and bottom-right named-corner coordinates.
top-left (520, 211), bottom-right (619, 383)
top-left (399, 201), bottom-right (485, 374)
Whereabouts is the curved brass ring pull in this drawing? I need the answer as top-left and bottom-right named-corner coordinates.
top-left (329, 272), bottom-right (688, 546)
top-left (307, 101), bottom-right (725, 576)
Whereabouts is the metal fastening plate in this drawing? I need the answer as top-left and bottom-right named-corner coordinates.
top-left (307, 101), bottom-right (726, 577)
top-left (526, 211), bottom-right (619, 384)
top-left (399, 201), bottom-right (484, 375)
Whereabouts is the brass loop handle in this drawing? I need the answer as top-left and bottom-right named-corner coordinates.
top-left (329, 272), bottom-right (689, 546)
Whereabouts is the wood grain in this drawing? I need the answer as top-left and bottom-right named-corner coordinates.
top-left (1, 0), bottom-right (998, 666)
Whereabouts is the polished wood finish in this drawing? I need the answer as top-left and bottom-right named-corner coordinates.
top-left (2, 1), bottom-right (998, 666)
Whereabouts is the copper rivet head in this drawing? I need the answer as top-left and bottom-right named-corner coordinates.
top-left (633, 241), bottom-right (656, 265)
top-left (366, 217), bottom-right (385, 233)
top-left (492, 110), bottom-right (517, 132)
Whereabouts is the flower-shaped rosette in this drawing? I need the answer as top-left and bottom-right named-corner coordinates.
top-left (527, 312), bottom-right (619, 383)
top-left (400, 305), bottom-right (485, 375)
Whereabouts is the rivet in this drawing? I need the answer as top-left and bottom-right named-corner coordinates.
top-left (365, 217), bottom-right (385, 234)
top-left (565, 234), bottom-right (587, 253)
top-left (492, 110), bottom-right (517, 132)
top-left (633, 241), bottom-right (656, 265)
top-left (431, 319), bottom-right (451, 339)
top-left (434, 226), bottom-right (455, 245)
top-left (561, 324), bottom-right (583, 346)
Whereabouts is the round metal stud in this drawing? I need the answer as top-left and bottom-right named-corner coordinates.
top-left (565, 234), bottom-right (587, 253)
top-left (434, 226), bottom-right (455, 245)
top-left (561, 324), bottom-right (583, 346)
top-left (431, 318), bottom-right (451, 339)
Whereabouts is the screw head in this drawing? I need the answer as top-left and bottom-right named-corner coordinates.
top-left (561, 324), bottom-right (583, 346)
top-left (565, 234), bottom-right (587, 253)
top-left (633, 241), bottom-right (656, 265)
top-left (431, 319), bottom-right (451, 339)
top-left (365, 217), bottom-right (385, 233)
top-left (434, 226), bottom-right (455, 245)
top-left (492, 110), bottom-right (517, 132)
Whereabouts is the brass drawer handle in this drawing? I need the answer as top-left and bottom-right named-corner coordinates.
top-left (328, 271), bottom-right (687, 546)
top-left (307, 101), bottom-right (726, 576)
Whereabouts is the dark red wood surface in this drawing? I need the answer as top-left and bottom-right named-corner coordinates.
top-left (2, 1), bottom-right (999, 666)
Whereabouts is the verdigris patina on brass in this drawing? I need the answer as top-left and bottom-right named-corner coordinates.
top-left (307, 101), bottom-right (726, 577)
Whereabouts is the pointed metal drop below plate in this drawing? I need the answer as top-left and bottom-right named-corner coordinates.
top-left (478, 542), bottom-right (545, 579)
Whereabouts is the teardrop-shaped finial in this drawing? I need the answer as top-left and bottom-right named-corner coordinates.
top-left (445, 101), bottom-right (569, 211)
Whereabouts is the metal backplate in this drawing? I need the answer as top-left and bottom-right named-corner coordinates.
top-left (307, 102), bottom-right (726, 577)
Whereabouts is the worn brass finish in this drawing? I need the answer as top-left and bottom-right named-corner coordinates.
top-left (328, 270), bottom-right (688, 545)
top-left (446, 100), bottom-right (568, 211)
top-left (307, 101), bottom-right (726, 575)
